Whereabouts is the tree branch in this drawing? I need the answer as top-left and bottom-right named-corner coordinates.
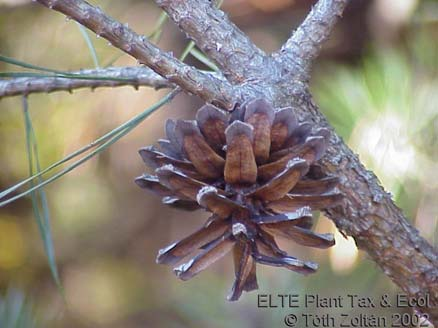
top-left (273, 0), bottom-right (350, 80)
top-left (0, 66), bottom-right (172, 98)
top-left (35, 0), bottom-right (237, 109)
top-left (155, 0), bottom-right (271, 83)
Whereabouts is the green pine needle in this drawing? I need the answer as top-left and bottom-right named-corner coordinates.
top-left (189, 48), bottom-right (219, 71)
top-left (0, 89), bottom-right (179, 208)
top-left (179, 41), bottom-right (196, 61)
top-left (0, 55), bottom-right (139, 82)
top-left (76, 22), bottom-right (100, 68)
top-left (22, 96), bottom-right (64, 297)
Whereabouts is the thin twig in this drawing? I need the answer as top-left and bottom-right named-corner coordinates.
top-left (273, 0), bottom-right (350, 80)
top-left (35, 0), bottom-right (237, 109)
top-left (0, 66), bottom-right (172, 98)
top-left (155, 0), bottom-right (271, 83)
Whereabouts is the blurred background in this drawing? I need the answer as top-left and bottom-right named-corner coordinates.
top-left (0, 0), bottom-right (437, 327)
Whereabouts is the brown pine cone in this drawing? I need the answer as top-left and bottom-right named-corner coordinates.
top-left (135, 99), bottom-right (342, 301)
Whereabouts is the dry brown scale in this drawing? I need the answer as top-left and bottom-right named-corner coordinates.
top-left (135, 98), bottom-right (342, 301)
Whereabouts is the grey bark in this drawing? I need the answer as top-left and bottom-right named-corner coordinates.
top-left (273, 0), bottom-right (350, 81)
top-left (155, 0), bottom-right (273, 84)
top-left (13, 0), bottom-right (437, 323)
top-left (0, 66), bottom-right (172, 97)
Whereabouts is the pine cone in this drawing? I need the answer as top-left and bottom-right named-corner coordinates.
top-left (135, 99), bottom-right (342, 301)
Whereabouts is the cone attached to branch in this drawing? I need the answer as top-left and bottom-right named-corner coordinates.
top-left (136, 99), bottom-right (342, 301)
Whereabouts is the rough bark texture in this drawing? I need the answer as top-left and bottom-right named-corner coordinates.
top-left (6, 0), bottom-right (436, 323)
top-left (273, 0), bottom-right (350, 80)
top-left (156, 0), bottom-right (274, 84)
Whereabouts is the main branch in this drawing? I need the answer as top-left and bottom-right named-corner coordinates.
top-left (35, 0), bottom-right (237, 109)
